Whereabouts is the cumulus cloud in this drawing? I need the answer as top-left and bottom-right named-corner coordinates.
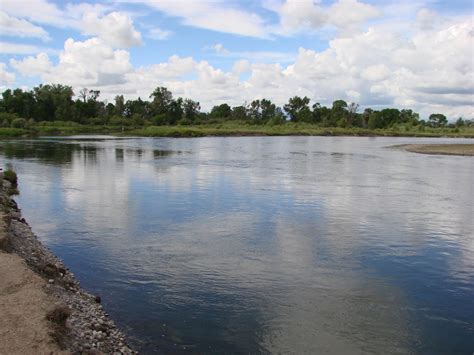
top-left (269, 0), bottom-right (380, 35)
top-left (10, 38), bottom-right (133, 87)
top-left (0, 63), bottom-right (15, 85)
top-left (10, 53), bottom-right (53, 76)
top-left (82, 12), bottom-right (142, 48)
top-left (0, 11), bottom-right (50, 41)
top-left (328, 0), bottom-right (380, 31)
top-left (7, 15), bottom-right (474, 119)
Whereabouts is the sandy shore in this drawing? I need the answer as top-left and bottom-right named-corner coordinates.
top-left (396, 144), bottom-right (474, 156)
top-left (0, 178), bottom-right (135, 354)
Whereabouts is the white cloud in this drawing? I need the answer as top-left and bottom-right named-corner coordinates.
top-left (129, 0), bottom-right (269, 38)
top-left (0, 11), bottom-right (50, 41)
top-left (147, 27), bottom-right (172, 40)
top-left (10, 53), bottom-right (53, 76)
top-left (0, 63), bottom-right (15, 85)
top-left (82, 12), bottom-right (142, 48)
top-left (0, 41), bottom-right (55, 55)
top-left (205, 43), bottom-right (296, 63)
top-left (416, 8), bottom-right (438, 31)
top-left (0, 0), bottom-right (111, 30)
top-left (0, 0), bottom-right (76, 28)
top-left (328, 0), bottom-right (380, 31)
top-left (269, 0), bottom-right (380, 35)
top-left (10, 38), bottom-right (133, 87)
top-left (277, 0), bottom-right (327, 32)
top-left (7, 15), bottom-right (474, 120)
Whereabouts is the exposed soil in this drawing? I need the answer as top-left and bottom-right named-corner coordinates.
top-left (0, 179), bottom-right (135, 354)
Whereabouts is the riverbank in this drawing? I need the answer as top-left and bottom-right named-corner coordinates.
top-left (396, 144), bottom-right (474, 156)
top-left (1, 123), bottom-right (473, 138)
top-left (0, 177), bottom-right (135, 354)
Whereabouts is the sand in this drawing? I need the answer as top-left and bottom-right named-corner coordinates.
top-left (397, 144), bottom-right (474, 156)
top-left (0, 213), bottom-right (66, 355)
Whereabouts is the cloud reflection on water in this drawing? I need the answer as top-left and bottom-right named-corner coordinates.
top-left (1, 136), bottom-right (473, 353)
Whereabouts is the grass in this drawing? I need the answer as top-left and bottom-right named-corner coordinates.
top-left (128, 122), bottom-right (474, 138)
top-left (0, 128), bottom-right (29, 137)
top-left (0, 121), bottom-right (473, 138)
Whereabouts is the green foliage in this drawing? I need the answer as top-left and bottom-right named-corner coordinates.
top-left (0, 112), bottom-right (18, 125)
top-left (3, 168), bottom-right (18, 186)
top-left (284, 96), bottom-right (310, 121)
top-left (210, 103), bottom-right (232, 118)
top-left (0, 128), bottom-right (27, 137)
top-left (1, 84), bottom-right (472, 137)
top-left (429, 113), bottom-right (448, 128)
top-left (11, 117), bottom-right (27, 129)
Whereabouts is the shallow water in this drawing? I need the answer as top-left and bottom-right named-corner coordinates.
top-left (1, 136), bottom-right (473, 354)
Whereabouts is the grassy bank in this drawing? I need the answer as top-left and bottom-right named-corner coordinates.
top-left (1, 121), bottom-right (473, 138)
top-left (398, 144), bottom-right (474, 156)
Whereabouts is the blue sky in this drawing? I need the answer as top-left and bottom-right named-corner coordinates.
top-left (0, 0), bottom-right (473, 118)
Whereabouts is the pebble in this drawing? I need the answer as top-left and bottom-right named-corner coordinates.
top-left (3, 186), bottom-right (136, 354)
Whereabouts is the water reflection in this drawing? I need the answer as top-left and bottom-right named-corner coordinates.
top-left (0, 136), bottom-right (473, 353)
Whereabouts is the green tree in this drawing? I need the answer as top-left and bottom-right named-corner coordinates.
top-left (210, 103), bottom-right (231, 119)
top-left (429, 113), bottom-right (448, 128)
top-left (149, 87), bottom-right (173, 116)
top-left (284, 96), bottom-right (310, 121)
top-left (114, 95), bottom-right (125, 117)
top-left (231, 105), bottom-right (247, 120)
top-left (182, 99), bottom-right (200, 121)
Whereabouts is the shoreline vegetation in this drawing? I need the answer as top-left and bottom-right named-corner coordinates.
top-left (0, 84), bottom-right (473, 139)
top-left (0, 122), bottom-right (474, 139)
top-left (0, 173), bottom-right (135, 354)
top-left (395, 144), bottom-right (474, 156)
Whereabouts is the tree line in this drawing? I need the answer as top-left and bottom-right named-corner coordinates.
top-left (0, 84), bottom-right (471, 129)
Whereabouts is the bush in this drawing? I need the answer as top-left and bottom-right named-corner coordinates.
top-left (178, 118), bottom-right (192, 126)
top-left (3, 169), bottom-right (18, 186)
top-left (0, 112), bottom-right (17, 125)
top-left (11, 118), bottom-right (26, 129)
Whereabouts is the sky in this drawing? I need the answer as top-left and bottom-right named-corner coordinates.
top-left (0, 0), bottom-right (473, 119)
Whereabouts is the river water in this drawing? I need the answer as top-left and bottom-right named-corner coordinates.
top-left (0, 136), bottom-right (473, 354)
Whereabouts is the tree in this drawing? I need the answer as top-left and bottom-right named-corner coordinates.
top-left (149, 87), bottom-right (173, 116)
top-left (183, 99), bottom-right (200, 121)
top-left (210, 103), bottom-right (231, 119)
top-left (231, 105), bottom-right (247, 120)
top-left (114, 95), bottom-right (125, 117)
top-left (346, 102), bottom-right (359, 126)
top-left (455, 117), bottom-right (465, 127)
top-left (284, 96), bottom-right (310, 121)
top-left (168, 97), bottom-right (184, 125)
top-left (329, 99), bottom-right (348, 126)
top-left (429, 113), bottom-right (448, 128)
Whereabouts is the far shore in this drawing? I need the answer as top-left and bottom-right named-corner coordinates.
top-left (1, 123), bottom-right (474, 139)
top-left (395, 144), bottom-right (474, 156)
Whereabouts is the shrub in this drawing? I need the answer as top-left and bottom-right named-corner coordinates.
top-left (11, 118), bottom-right (26, 129)
top-left (0, 112), bottom-right (17, 125)
top-left (3, 169), bottom-right (18, 186)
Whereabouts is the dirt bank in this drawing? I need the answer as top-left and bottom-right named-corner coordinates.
top-left (0, 178), bottom-right (135, 354)
top-left (396, 144), bottom-right (474, 156)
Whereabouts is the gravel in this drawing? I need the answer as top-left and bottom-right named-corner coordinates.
top-left (2, 180), bottom-right (136, 354)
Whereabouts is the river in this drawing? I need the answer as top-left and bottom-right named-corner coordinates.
top-left (0, 136), bottom-right (473, 354)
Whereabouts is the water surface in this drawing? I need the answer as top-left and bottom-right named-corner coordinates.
top-left (1, 136), bottom-right (473, 354)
